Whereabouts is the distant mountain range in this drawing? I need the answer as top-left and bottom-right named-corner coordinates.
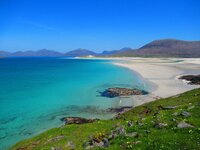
top-left (0, 51), bottom-right (11, 57)
top-left (65, 48), bottom-right (96, 57)
top-left (1, 39), bottom-right (200, 58)
top-left (101, 47), bottom-right (133, 55)
top-left (0, 49), bottom-right (63, 57)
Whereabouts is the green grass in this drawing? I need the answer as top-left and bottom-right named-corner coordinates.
top-left (11, 88), bottom-right (200, 150)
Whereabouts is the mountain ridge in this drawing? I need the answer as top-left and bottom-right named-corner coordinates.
top-left (1, 39), bottom-right (200, 58)
top-left (104, 39), bottom-right (200, 57)
top-left (65, 49), bottom-right (96, 57)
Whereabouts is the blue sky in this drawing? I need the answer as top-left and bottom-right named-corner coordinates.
top-left (0, 0), bottom-right (200, 52)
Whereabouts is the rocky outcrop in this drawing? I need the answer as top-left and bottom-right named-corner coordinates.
top-left (157, 105), bottom-right (178, 110)
top-left (179, 75), bottom-right (200, 85)
top-left (181, 111), bottom-right (191, 117)
top-left (83, 125), bottom-right (127, 149)
top-left (60, 117), bottom-right (99, 125)
top-left (154, 122), bottom-right (168, 129)
top-left (107, 106), bottom-right (132, 114)
top-left (100, 87), bottom-right (148, 98)
top-left (65, 141), bottom-right (76, 149)
top-left (46, 135), bottom-right (64, 144)
top-left (177, 121), bottom-right (194, 128)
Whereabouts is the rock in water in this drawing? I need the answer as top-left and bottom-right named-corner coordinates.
top-left (60, 117), bottom-right (99, 124)
top-left (100, 87), bottom-right (148, 98)
top-left (179, 75), bottom-right (200, 85)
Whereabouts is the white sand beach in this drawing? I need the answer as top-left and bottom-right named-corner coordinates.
top-left (111, 58), bottom-right (200, 106)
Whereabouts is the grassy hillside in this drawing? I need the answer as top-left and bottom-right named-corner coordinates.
top-left (12, 88), bottom-right (200, 150)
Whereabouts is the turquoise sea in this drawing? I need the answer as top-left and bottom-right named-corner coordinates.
top-left (0, 57), bottom-right (148, 149)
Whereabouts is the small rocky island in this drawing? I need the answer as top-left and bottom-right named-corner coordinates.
top-left (179, 75), bottom-right (200, 85)
top-left (100, 87), bottom-right (148, 98)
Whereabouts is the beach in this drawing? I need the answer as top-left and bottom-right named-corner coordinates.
top-left (111, 58), bottom-right (200, 106)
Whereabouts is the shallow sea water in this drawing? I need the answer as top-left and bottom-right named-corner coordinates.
top-left (0, 57), bottom-right (149, 149)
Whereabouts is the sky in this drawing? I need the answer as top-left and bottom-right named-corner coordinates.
top-left (0, 0), bottom-right (200, 52)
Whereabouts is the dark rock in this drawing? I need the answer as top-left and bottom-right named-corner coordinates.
top-left (179, 75), bottom-right (200, 85)
top-left (93, 137), bottom-right (102, 143)
top-left (158, 105), bottom-right (177, 110)
top-left (153, 111), bottom-right (159, 116)
top-left (154, 123), bottom-right (168, 128)
top-left (142, 107), bottom-right (152, 114)
top-left (103, 138), bottom-right (110, 147)
top-left (107, 106), bottom-right (132, 114)
top-left (60, 117), bottom-right (99, 124)
top-left (84, 136), bottom-right (109, 149)
top-left (177, 121), bottom-right (194, 128)
top-left (181, 111), bottom-right (191, 117)
top-left (115, 113), bottom-right (122, 119)
top-left (115, 126), bottom-right (126, 135)
top-left (108, 133), bottom-right (117, 140)
top-left (100, 87), bottom-right (148, 98)
top-left (127, 121), bottom-right (133, 127)
top-left (108, 126), bottom-right (126, 140)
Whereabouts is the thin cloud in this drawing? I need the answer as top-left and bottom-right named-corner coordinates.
top-left (31, 22), bottom-right (54, 30)
top-left (24, 21), bottom-right (55, 31)
top-left (19, 19), bottom-right (64, 35)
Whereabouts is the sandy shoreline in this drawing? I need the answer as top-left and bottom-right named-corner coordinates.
top-left (110, 57), bottom-right (200, 107)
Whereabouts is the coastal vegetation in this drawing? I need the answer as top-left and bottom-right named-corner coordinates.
top-left (12, 88), bottom-right (200, 150)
